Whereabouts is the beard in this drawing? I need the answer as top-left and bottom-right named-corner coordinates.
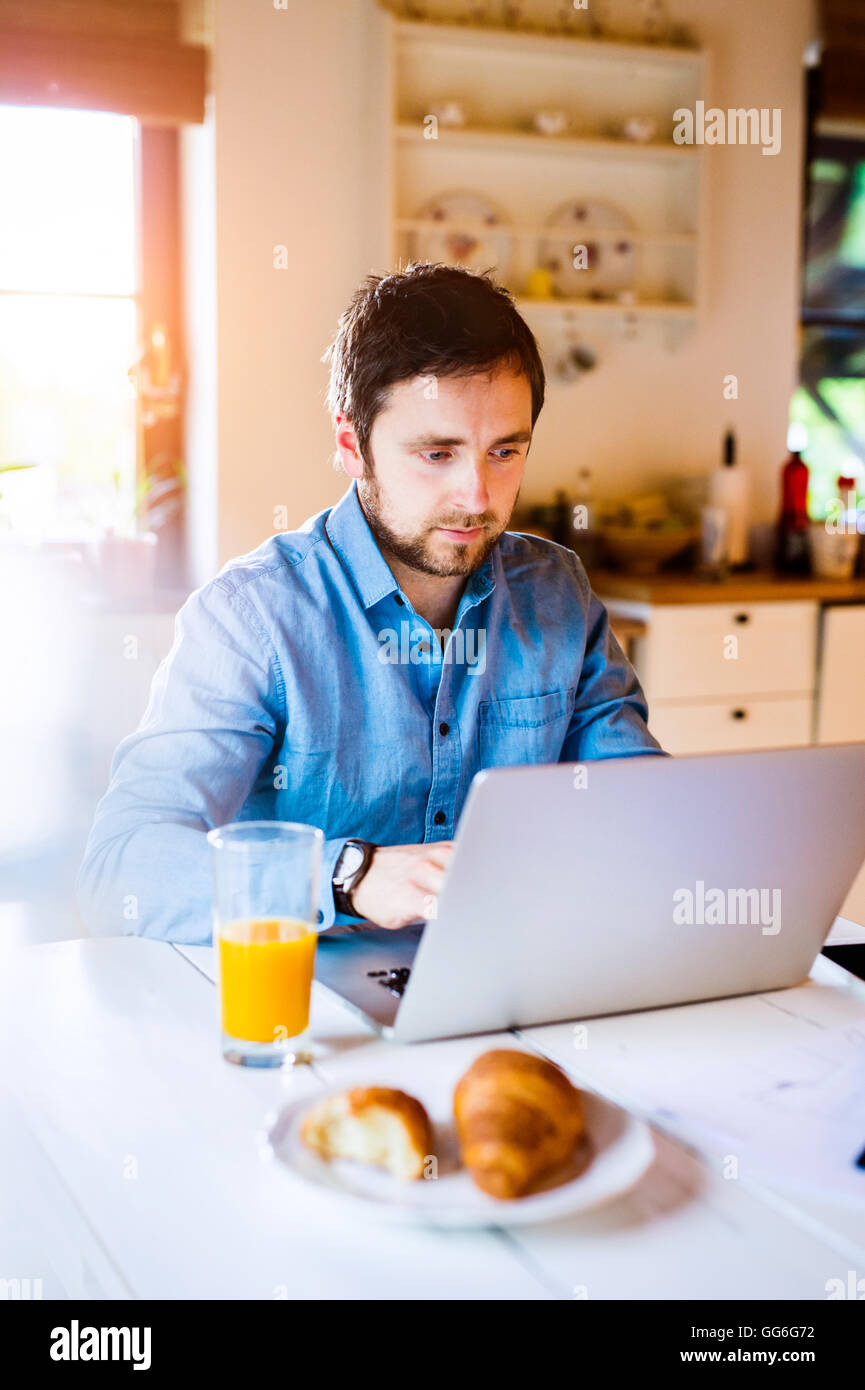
top-left (358, 467), bottom-right (512, 578)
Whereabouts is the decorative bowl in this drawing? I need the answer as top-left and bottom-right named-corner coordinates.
top-left (601, 525), bottom-right (699, 576)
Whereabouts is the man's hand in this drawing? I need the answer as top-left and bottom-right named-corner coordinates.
top-left (349, 842), bottom-right (453, 930)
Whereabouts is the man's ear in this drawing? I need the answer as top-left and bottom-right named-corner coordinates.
top-left (334, 413), bottom-right (364, 480)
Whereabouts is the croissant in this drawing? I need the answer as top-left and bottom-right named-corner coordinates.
top-left (300, 1086), bottom-right (433, 1181)
top-left (454, 1049), bottom-right (585, 1199)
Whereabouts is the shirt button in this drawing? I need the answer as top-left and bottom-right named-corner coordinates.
top-left (317, 909), bottom-right (324, 924)
top-left (434, 810), bottom-right (446, 826)
top-left (439, 722), bottom-right (449, 736)
top-left (394, 595), bottom-right (404, 606)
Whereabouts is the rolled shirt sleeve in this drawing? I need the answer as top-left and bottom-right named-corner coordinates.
top-left (76, 579), bottom-right (346, 943)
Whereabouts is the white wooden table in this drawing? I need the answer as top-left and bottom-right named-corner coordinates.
top-left (1, 932), bottom-right (864, 1301)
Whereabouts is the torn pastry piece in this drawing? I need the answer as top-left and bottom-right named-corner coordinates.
top-left (454, 1049), bottom-right (585, 1199)
top-left (300, 1086), bottom-right (434, 1181)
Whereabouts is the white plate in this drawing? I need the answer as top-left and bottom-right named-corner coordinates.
top-left (413, 190), bottom-right (513, 282)
top-left (262, 1079), bottom-right (654, 1229)
top-left (540, 198), bottom-right (638, 299)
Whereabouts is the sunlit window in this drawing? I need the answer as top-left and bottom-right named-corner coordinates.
top-left (0, 106), bottom-right (139, 539)
top-left (791, 134), bottom-right (865, 519)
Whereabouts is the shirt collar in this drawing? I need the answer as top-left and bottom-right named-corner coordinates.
top-left (324, 479), bottom-right (497, 613)
top-left (325, 481), bottom-right (400, 611)
top-left (462, 549), bottom-right (496, 608)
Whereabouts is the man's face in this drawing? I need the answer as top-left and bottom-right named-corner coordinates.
top-left (357, 365), bottom-right (533, 578)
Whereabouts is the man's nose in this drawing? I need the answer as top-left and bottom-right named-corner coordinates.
top-left (450, 461), bottom-right (492, 516)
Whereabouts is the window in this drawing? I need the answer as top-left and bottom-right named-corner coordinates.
top-left (0, 105), bottom-right (139, 539)
top-left (791, 129), bottom-right (865, 519)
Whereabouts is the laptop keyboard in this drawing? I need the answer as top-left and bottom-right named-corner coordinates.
top-left (366, 967), bottom-right (412, 998)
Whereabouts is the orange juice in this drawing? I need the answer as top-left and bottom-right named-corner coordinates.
top-left (218, 917), bottom-right (317, 1042)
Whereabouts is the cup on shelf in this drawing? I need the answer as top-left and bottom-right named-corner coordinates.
top-left (532, 109), bottom-right (570, 137)
top-left (622, 115), bottom-right (658, 144)
top-left (428, 99), bottom-right (468, 128)
top-left (810, 521), bottom-right (861, 581)
top-left (525, 266), bottom-right (555, 299)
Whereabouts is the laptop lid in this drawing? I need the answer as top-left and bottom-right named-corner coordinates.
top-left (390, 744), bottom-right (865, 1043)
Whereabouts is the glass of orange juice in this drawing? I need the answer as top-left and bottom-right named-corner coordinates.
top-left (207, 821), bottom-right (324, 1067)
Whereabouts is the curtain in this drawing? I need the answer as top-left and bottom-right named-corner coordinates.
top-left (0, 0), bottom-right (207, 124)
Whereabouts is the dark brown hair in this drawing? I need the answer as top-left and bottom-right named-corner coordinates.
top-left (324, 262), bottom-right (545, 465)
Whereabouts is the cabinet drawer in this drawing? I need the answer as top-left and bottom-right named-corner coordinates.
top-left (638, 602), bottom-right (818, 701)
top-left (816, 605), bottom-right (865, 744)
top-left (648, 696), bottom-right (814, 756)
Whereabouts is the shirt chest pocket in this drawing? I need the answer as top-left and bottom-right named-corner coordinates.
top-left (477, 688), bottom-right (575, 770)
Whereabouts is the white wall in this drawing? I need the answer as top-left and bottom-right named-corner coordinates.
top-left (193, 0), bottom-right (817, 567)
top-left (210, 0), bottom-right (388, 564)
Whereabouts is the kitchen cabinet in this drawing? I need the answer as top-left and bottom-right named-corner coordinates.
top-left (632, 599), bottom-right (818, 754)
top-left (815, 604), bottom-right (865, 745)
top-left (637, 601), bottom-right (818, 702)
top-left (646, 693), bottom-right (814, 756)
top-left (596, 572), bottom-right (865, 757)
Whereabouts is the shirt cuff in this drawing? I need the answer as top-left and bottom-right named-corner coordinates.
top-left (317, 834), bottom-right (358, 931)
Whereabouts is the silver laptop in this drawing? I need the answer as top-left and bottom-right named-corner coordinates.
top-left (315, 744), bottom-right (865, 1043)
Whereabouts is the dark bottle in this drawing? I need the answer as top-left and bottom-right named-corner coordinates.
top-left (551, 488), bottom-right (572, 547)
top-left (774, 449), bottom-right (811, 576)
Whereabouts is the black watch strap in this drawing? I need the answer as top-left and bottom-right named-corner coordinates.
top-left (332, 839), bottom-right (377, 917)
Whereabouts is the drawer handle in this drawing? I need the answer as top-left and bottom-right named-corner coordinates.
top-left (734, 612), bottom-right (750, 625)
top-left (731, 708), bottom-right (748, 720)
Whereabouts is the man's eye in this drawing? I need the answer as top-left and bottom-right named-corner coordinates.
top-left (422, 451), bottom-right (451, 463)
top-left (492, 448), bottom-right (518, 459)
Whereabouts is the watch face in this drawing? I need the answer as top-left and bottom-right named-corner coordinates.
top-left (338, 842), bottom-right (365, 881)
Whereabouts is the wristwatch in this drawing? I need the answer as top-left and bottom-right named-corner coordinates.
top-left (332, 839), bottom-right (377, 917)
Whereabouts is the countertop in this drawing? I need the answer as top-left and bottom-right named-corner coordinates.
top-left (590, 570), bottom-right (865, 605)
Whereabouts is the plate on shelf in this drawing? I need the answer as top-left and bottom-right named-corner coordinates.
top-left (261, 1079), bottom-right (654, 1229)
top-left (412, 191), bottom-right (513, 281)
top-left (591, 0), bottom-right (672, 44)
top-left (539, 198), bottom-right (638, 300)
top-left (386, 2), bottom-right (499, 23)
top-left (535, 0), bottom-right (595, 36)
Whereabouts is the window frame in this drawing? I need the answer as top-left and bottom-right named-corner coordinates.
top-left (0, 106), bottom-right (186, 587)
top-left (138, 122), bottom-right (186, 590)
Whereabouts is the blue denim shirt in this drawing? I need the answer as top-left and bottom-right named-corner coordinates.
top-left (77, 481), bottom-right (664, 943)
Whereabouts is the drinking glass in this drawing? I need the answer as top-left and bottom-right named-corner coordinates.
top-left (207, 821), bottom-right (323, 1067)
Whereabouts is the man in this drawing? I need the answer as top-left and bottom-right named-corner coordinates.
top-left (78, 263), bottom-right (664, 943)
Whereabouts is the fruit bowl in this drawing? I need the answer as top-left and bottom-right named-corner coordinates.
top-left (601, 524), bottom-right (699, 576)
